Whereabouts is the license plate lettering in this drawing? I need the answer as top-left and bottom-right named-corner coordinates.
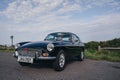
top-left (18, 56), bottom-right (33, 63)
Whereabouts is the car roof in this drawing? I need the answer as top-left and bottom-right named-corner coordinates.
top-left (18, 41), bottom-right (30, 44)
top-left (49, 32), bottom-right (74, 35)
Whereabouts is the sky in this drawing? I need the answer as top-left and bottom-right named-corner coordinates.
top-left (0, 0), bottom-right (120, 45)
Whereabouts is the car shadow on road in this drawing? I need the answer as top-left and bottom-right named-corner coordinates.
top-left (28, 61), bottom-right (53, 69)
top-left (25, 58), bottom-right (82, 70)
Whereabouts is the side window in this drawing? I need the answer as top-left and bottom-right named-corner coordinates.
top-left (72, 34), bottom-right (80, 44)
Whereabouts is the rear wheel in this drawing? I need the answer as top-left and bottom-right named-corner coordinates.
top-left (19, 62), bottom-right (31, 66)
top-left (53, 50), bottom-right (66, 71)
top-left (78, 50), bottom-right (84, 61)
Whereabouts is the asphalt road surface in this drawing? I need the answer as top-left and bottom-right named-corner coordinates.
top-left (0, 52), bottom-right (120, 80)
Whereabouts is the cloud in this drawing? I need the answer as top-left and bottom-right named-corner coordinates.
top-left (0, 13), bottom-right (120, 44)
top-left (4, 13), bottom-right (120, 37)
top-left (84, 0), bottom-right (120, 9)
top-left (1, 0), bottom-right (119, 23)
top-left (57, 0), bottom-right (82, 14)
top-left (80, 13), bottom-right (120, 41)
top-left (1, 0), bottom-right (74, 22)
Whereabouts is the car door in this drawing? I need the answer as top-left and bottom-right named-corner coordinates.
top-left (61, 34), bottom-right (74, 58)
top-left (71, 34), bottom-right (81, 57)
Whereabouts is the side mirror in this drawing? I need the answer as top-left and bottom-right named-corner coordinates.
top-left (72, 39), bottom-right (78, 44)
top-left (75, 40), bottom-right (78, 42)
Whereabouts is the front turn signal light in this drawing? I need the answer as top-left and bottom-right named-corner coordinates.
top-left (42, 53), bottom-right (48, 57)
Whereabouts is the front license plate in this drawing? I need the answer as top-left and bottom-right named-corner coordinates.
top-left (18, 56), bottom-right (33, 63)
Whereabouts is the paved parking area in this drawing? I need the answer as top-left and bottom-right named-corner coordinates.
top-left (0, 52), bottom-right (120, 80)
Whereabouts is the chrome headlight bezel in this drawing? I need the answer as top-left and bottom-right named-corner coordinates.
top-left (47, 43), bottom-right (54, 51)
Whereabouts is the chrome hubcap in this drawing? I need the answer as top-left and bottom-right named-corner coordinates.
top-left (81, 52), bottom-right (84, 59)
top-left (59, 54), bottom-right (65, 68)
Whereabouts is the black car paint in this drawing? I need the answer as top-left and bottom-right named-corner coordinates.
top-left (18, 42), bottom-right (30, 46)
top-left (18, 42), bottom-right (83, 60)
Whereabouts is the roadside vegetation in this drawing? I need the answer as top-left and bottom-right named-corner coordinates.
top-left (84, 38), bottom-right (120, 62)
top-left (0, 45), bottom-right (15, 52)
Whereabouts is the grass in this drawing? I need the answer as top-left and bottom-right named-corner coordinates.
top-left (0, 48), bottom-right (15, 52)
top-left (84, 49), bottom-right (120, 62)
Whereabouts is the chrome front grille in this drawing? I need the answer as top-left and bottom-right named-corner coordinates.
top-left (18, 48), bottom-right (42, 57)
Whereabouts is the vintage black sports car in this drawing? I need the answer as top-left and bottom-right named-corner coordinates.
top-left (16, 32), bottom-right (84, 71)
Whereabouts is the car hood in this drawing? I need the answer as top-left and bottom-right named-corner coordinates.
top-left (17, 41), bottom-right (65, 49)
top-left (17, 41), bottom-right (50, 49)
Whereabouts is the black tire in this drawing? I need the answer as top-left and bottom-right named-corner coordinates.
top-left (53, 50), bottom-right (66, 71)
top-left (78, 50), bottom-right (84, 61)
top-left (19, 62), bottom-right (31, 66)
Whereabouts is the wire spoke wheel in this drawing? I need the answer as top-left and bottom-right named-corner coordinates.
top-left (53, 50), bottom-right (66, 71)
top-left (81, 51), bottom-right (84, 60)
top-left (78, 50), bottom-right (84, 61)
top-left (59, 53), bottom-right (65, 68)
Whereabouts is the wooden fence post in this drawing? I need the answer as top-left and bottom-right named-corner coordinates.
top-left (98, 45), bottom-right (101, 51)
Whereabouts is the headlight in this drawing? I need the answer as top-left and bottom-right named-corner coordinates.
top-left (47, 43), bottom-right (54, 51)
top-left (15, 43), bottom-right (20, 49)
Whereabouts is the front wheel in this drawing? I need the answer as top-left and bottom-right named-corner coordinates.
top-left (53, 50), bottom-right (66, 71)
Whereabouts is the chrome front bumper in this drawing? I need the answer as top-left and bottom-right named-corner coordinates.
top-left (37, 56), bottom-right (56, 60)
top-left (18, 55), bottom-right (56, 63)
top-left (18, 55), bottom-right (56, 60)
top-left (13, 51), bottom-right (19, 58)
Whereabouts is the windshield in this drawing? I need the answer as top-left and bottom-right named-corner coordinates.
top-left (44, 33), bottom-right (71, 42)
